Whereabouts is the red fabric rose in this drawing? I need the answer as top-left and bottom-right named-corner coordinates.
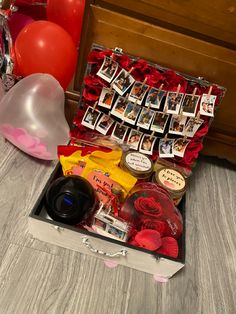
top-left (145, 73), bottom-right (163, 87)
top-left (84, 75), bottom-right (106, 87)
top-left (87, 49), bottom-right (113, 64)
top-left (72, 110), bottom-right (86, 129)
top-left (134, 196), bottom-right (163, 218)
top-left (156, 237), bottom-right (179, 258)
top-left (132, 59), bottom-right (149, 71)
top-left (113, 54), bottom-right (131, 69)
top-left (83, 85), bottom-right (102, 102)
top-left (173, 139), bottom-right (203, 168)
top-left (162, 70), bottom-right (187, 93)
top-left (83, 75), bottom-right (105, 102)
top-left (141, 219), bottom-right (169, 237)
top-left (134, 229), bottom-right (162, 251)
top-left (195, 120), bottom-right (209, 137)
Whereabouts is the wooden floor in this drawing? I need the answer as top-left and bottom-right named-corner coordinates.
top-left (0, 137), bottom-right (235, 314)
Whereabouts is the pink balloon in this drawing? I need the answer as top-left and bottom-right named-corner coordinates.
top-left (8, 13), bottom-right (34, 42)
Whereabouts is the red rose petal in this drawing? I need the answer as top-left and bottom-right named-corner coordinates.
top-left (156, 237), bottom-right (179, 258)
top-left (135, 229), bottom-right (162, 251)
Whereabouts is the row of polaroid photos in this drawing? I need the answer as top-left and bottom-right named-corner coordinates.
top-left (83, 104), bottom-right (204, 137)
top-left (97, 57), bottom-right (217, 118)
top-left (81, 106), bottom-right (192, 157)
top-left (99, 85), bottom-right (216, 118)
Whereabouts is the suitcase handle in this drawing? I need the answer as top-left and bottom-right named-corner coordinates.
top-left (82, 237), bottom-right (127, 258)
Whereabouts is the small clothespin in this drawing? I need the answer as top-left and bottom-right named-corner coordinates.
top-left (207, 85), bottom-right (213, 96)
top-left (128, 67), bottom-right (134, 75)
top-left (147, 102), bottom-right (151, 112)
top-left (179, 106), bottom-right (183, 118)
top-left (195, 111), bottom-right (201, 122)
top-left (162, 106), bottom-right (168, 118)
top-left (206, 85), bottom-right (213, 101)
top-left (141, 77), bottom-right (147, 88)
top-left (191, 87), bottom-right (197, 100)
top-left (108, 82), bottom-right (114, 93)
top-left (158, 83), bottom-right (164, 92)
top-left (92, 101), bottom-right (98, 112)
top-left (124, 93), bottom-right (129, 103)
top-left (149, 131), bottom-right (155, 140)
top-left (176, 84), bottom-right (181, 97)
top-left (120, 120), bottom-right (125, 127)
top-left (163, 133), bottom-right (168, 142)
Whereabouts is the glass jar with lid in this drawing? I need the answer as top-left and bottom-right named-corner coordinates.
top-left (120, 151), bottom-right (154, 181)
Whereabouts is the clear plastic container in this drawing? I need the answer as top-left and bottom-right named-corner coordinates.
top-left (120, 182), bottom-right (183, 239)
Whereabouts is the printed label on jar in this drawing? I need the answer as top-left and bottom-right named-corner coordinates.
top-left (158, 168), bottom-right (185, 191)
top-left (125, 152), bottom-right (152, 172)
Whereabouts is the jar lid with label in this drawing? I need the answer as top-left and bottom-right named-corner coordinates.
top-left (153, 166), bottom-right (187, 199)
top-left (120, 151), bottom-right (154, 180)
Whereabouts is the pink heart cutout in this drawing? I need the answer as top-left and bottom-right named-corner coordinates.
top-left (153, 274), bottom-right (169, 283)
top-left (104, 260), bottom-right (118, 269)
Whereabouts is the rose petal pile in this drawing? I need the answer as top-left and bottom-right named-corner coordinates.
top-left (129, 229), bottom-right (179, 258)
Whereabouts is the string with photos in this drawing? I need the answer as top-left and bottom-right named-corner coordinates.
top-left (72, 45), bottom-right (226, 170)
top-left (81, 71), bottom-right (202, 158)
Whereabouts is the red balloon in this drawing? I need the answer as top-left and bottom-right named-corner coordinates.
top-left (47, 0), bottom-right (85, 46)
top-left (14, 21), bottom-right (77, 90)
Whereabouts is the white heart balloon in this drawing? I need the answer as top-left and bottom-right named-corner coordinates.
top-left (0, 73), bottom-right (69, 160)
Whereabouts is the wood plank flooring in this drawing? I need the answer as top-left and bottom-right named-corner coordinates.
top-left (0, 137), bottom-right (235, 314)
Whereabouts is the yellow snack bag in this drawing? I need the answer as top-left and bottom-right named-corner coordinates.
top-left (58, 145), bottom-right (137, 205)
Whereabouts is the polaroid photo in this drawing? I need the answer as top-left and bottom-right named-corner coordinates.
top-left (173, 138), bottom-right (191, 157)
top-left (123, 102), bottom-right (141, 125)
top-left (107, 225), bottom-right (126, 240)
top-left (111, 96), bottom-right (127, 119)
top-left (184, 117), bottom-right (204, 138)
top-left (81, 106), bottom-right (101, 130)
top-left (96, 114), bottom-right (114, 135)
top-left (98, 87), bottom-right (116, 109)
top-left (96, 56), bottom-right (118, 83)
top-left (164, 92), bottom-right (184, 114)
top-left (112, 69), bottom-right (135, 96)
top-left (128, 81), bottom-right (149, 105)
top-left (139, 135), bottom-right (157, 155)
top-left (159, 139), bottom-right (175, 158)
top-left (181, 94), bottom-right (200, 117)
top-left (169, 115), bottom-right (187, 135)
top-left (137, 107), bottom-right (155, 130)
top-left (145, 88), bottom-right (165, 109)
top-left (126, 129), bottom-right (143, 150)
top-left (111, 122), bottom-right (129, 143)
top-left (150, 111), bottom-right (169, 134)
top-left (94, 218), bottom-right (106, 230)
top-left (199, 94), bottom-right (217, 117)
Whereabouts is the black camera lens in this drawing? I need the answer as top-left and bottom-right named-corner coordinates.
top-left (45, 175), bottom-right (97, 225)
top-left (55, 193), bottom-right (76, 214)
